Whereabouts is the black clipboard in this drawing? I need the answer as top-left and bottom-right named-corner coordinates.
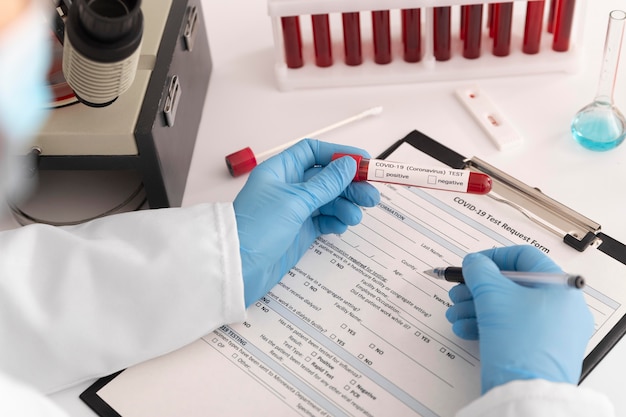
top-left (80, 129), bottom-right (626, 415)
top-left (80, 372), bottom-right (123, 417)
top-left (378, 129), bottom-right (626, 382)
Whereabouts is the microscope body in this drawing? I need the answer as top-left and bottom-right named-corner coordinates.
top-left (33, 0), bottom-right (211, 208)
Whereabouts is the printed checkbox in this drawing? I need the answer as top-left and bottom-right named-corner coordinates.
top-left (341, 323), bottom-right (347, 329)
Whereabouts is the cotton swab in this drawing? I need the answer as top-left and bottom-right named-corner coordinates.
top-left (225, 106), bottom-right (383, 177)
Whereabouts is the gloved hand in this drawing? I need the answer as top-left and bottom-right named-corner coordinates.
top-left (234, 139), bottom-right (380, 307)
top-left (445, 245), bottom-right (594, 394)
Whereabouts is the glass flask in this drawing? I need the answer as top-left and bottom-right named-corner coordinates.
top-left (571, 10), bottom-right (626, 151)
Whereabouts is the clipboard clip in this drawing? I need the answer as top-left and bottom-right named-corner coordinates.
top-left (466, 157), bottom-right (601, 252)
top-left (384, 130), bottom-right (602, 252)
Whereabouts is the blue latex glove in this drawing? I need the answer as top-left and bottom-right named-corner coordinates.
top-left (445, 245), bottom-right (594, 393)
top-left (233, 139), bottom-right (380, 307)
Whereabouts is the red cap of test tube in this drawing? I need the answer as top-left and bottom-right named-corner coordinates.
top-left (467, 173), bottom-right (492, 194)
top-left (225, 147), bottom-right (257, 177)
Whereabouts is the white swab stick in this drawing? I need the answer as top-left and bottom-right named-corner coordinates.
top-left (225, 106), bottom-right (383, 177)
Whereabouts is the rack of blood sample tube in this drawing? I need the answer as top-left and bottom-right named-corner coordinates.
top-left (268, 0), bottom-right (584, 90)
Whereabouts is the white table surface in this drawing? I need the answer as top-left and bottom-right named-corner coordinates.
top-left (39, 0), bottom-right (626, 415)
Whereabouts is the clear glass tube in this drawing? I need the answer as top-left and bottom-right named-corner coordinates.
top-left (596, 10), bottom-right (625, 104)
top-left (571, 10), bottom-right (626, 151)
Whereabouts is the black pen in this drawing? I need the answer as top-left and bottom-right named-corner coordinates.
top-left (423, 266), bottom-right (585, 289)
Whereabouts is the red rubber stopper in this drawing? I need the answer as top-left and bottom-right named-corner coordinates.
top-left (225, 147), bottom-right (258, 177)
top-left (467, 172), bottom-right (493, 194)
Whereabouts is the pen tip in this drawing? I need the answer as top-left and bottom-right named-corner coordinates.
top-left (423, 269), bottom-right (437, 278)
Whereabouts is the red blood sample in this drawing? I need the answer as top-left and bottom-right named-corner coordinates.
top-left (281, 16), bottom-right (303, 68)
top-left (312, 14), bottom-right (333, 67)
top-left (402, 8), bottom-right (421, 63)
top-left (372, 10), bottom-right (392, 64)
top-left (463, 5), bottom-right (483, 59)
top-left (553, 0), bottom-right (576, 52)
top-left (342, 12), bottom-right (362, 66)
top-left (492, 2), bottom-right (514, 57)
top-left (433, 7), bottom-right (451, 61)
top-left (523, 0), bottom-right (545, 54)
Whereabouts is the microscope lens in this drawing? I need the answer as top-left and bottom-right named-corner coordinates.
top-left (63, 0), bottom-right (143, 106)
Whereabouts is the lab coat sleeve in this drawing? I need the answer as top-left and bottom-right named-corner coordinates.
top-left (0, 373), bottom-right (67, 417)
top-left (456, 379), bottom-right (615, 417)
top-left (0, 203), bottom-right (247, 394)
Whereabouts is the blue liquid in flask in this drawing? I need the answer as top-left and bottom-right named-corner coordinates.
top-left (571, 101), bottom-right (626, 151)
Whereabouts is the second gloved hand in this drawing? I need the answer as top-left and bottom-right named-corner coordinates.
top-left (445, 245), bottom-right (594, 394)
top-left (234, 139), bottom-right (380, 307)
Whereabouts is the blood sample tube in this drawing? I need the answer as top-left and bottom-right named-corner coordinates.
top-left (553, 0), bottom-right (576, 52)
top-left (402, 8), bottom-right (421, 62)
top-left (342, 11), bottom-right (362, 65)
top-left (492, 2), bottom-right (514, 56)
top-left (463, 4), bottom-right (484, 59)
top-left (332, 154), bottom-right (492, 195)
top-left (281, 16), bottom-right (303, 68)
top-left (372, 9), bottom-right (392, 64)
top-left (433, 7), bottom-right (451, 61)
top-left (312, 14), bottom-right (333, 67)
top-left (523, 0), bottom-right (545, 54)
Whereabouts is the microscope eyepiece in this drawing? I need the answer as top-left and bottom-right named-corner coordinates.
top-left (79, 0), bottom-right (141, 41)
top-left (63, 0), bottom-right (143, 107)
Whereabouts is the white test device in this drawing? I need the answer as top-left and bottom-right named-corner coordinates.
top-left (455, 86), bottom-right (524, 151)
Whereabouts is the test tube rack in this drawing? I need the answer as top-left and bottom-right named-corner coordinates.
top-left (268, 0), bottom-right (585, 90)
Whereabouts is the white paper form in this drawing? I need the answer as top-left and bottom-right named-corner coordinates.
top-left (95, 142), bottom-right (626, 417)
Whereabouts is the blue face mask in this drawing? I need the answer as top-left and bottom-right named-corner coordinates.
top-left (0, 1), bottom-right (51, 149)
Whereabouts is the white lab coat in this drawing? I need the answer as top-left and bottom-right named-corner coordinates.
top-left (0, 203), bottom-right (245, 394)
top-left (0, 204), bottom-right (615, 416)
